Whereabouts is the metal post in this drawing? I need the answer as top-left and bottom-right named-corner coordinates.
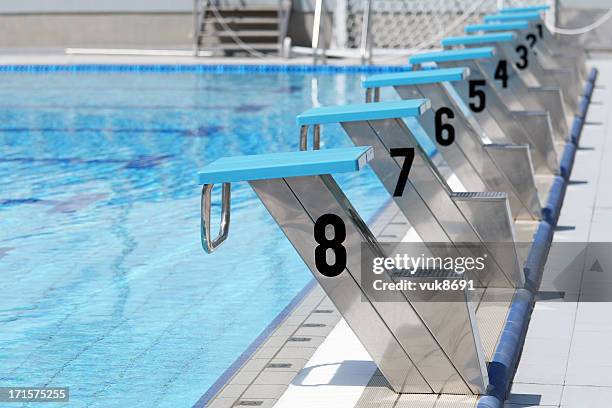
top-left (193, 0), bottom-right (200, 56)
top-left (312, 0), bottom-right (323, 64)
top-left (333, 0), bottom-right (348, 49)
top-left (360, 0), bottom-right (373, 64)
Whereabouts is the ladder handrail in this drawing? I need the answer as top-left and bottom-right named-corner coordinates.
top-left (312, 0), bottom-right (328, 64)
top-left (193, 0), bottom-right (212, 56)
top-left (278, 0), bottom-right (293, 56)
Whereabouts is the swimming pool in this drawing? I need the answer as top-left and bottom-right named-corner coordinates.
top-left (0, 67), bottom-right (398, 407)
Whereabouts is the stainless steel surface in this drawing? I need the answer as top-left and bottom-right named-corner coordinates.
top-left (441, 60), bottom-right (559, 175)
top-left (451, 192), bottom-right (524, 287)
top-left (497, 40), bottom-right (573, 132)
top-left (528, 23), bottom-right (585, 93)
top-left (460, 32), bottom-right (577, 132)
top-left (483, 143), bottom-right (541, 222)
top-left (527, 86), bottom-right (570, 141)
top-left (249, 177), bottom-right (429, 393)
top-left (249, 175), bottom-right (489, 394)
top-left (393, 86), bottom-right (489, 192)
top-left (340, 118), bottom-right (522, 288)
top-left (497, 33), bottom-right (579, 114)
top-left (391, 83), bottom-right (541, 220)
top-left (200, 182), bottom-right (231, 253)
top-left (512, 109), bottom-right (559, 164)
top-left (467, 45), bottom-right (571, 142)
top-left (473, 287), bottom-right (515, 361)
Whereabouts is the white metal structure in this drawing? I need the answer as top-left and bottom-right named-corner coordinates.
top-left (313, 0), bottom-right (556, 63)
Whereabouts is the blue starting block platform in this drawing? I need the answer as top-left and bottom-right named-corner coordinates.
top-left (465, 21), bottom-right (530, 33)
top-left (198, 147), bottom-right (373, 185)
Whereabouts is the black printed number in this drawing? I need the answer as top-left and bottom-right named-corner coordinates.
top-left (515, 45), bottom-right (529, 70)
top-left (390, 147), bottom-right (415, 197)
top-left (494, 60), bottom-right (509, 88)
top-left (469, 80), bottom-right (487, 112)
top-left (314, 214), bottom-right (347, 277)
top-left (435, 107), bottom-right (455, 146)
top-left (537, 24), bottom-right (544, 39)
top-left (526, 33), bottom-right (537, 48)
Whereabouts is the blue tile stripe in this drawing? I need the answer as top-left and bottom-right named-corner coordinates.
top-left (476, 67), bottom-right (598, 408)
top-left (0, 64), bottom-right (411, 74)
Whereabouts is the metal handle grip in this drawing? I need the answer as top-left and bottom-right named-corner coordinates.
top-left (299, 125), bottom-right (321, 151)
top-left (200, 182), bottom-right (231, 253)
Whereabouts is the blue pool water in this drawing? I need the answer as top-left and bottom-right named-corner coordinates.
top-left (0, 69), bottom-right (393, 407)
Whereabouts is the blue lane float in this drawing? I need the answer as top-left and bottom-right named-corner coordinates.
top-left (476, 64), bottom-right (597, 408)
top-left (474, 222), bottom-right (549, 408)
top-left (523, 221), bottom-right (554, 293)
top-left (542, 176), bottom-right (568, 226)
top-left (588, 67), bottom-right (599, 84)
top-left (578, 97), bottom-right (590, 119)
top-left (485, 288), bottom-right (535, 397)
top-left (570, 117), bottom-right (585, 145)
top-left (560, 144), bottom-right (577, 180)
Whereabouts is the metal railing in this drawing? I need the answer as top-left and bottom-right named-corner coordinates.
top-left (311, 0), bottom-right (326, 64)
top-left (192, 0), bottom-right (211, 56)
top-left (360, 0), bottom-right (373, 64)
top-left (193, 0), bottom-right (292, 58)
top-left (312, 0), bottom-right (372, 64)
top-left (278, 0), bottom-right (293, 57)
